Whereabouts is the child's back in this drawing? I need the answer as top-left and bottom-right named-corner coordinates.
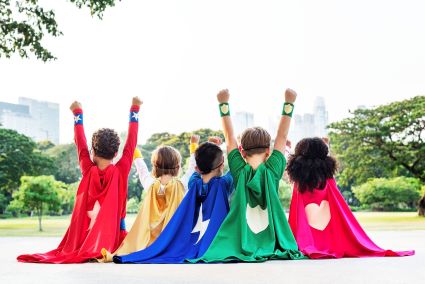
top-left (192, 88), bottom-right (304, 263)
top-left (114, 138), bottom-right (234, 264)
top-left (101, 145), bottom-right (186, 262)
top-left (287, 137), bottom-right (414, 258)
top-left (17, 98), bottom-right (142, 263)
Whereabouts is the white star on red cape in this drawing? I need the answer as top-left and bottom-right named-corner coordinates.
top-left (87, 201), bottom-right (100, 231)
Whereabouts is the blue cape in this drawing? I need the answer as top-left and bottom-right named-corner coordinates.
top-left (114, 172), bottom-right (233, 263)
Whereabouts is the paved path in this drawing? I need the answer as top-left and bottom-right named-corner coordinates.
top-left (0, 231), bottom-right (422, 284)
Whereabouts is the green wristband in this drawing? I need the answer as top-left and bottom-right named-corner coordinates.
top-left (219, 103), bottom-right (230, 117)
top-left (282, 102), bottom-right (294, 117)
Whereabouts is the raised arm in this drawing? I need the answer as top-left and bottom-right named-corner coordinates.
top-left (180, 134), bottom-right (200, 191)
top-left (217, 89), bottom-right (238, 153)
top-left (116, 97), bottom-right (143, 174)
top-left (133, 148), bottom-right (155, 190)
top-left (70, 101), bottom-right (93, 176)
top-left (274, 88), bottom-right (297, 154)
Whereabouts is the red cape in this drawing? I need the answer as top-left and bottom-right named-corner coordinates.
top-left (288, 178), bottom-right (414, 258)
top-left (17, 165), bottom-right (127, 263)
top-left (17, 105), bottom-right (139, 263)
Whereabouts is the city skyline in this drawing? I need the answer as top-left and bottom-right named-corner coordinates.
top-left (0, 97), bottom-right (59, 144)
top-left (0, 94), bottom-right (339, 148)
top-left (1, 1), bottom-right (424, 144)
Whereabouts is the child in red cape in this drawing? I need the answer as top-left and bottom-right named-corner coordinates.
top-left (17, 97), bottom-right (142, 263)
top-left (287, 137), bottom-right (414, 259)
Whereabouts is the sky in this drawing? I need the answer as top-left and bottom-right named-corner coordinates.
top-left (1, 0), bottom-right (424, 144)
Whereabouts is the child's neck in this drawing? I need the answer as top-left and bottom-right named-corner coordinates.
top-left (246, 153), bottom-right (268, 170)
top-left (201, 170), bottom-right (220, 184)
top-left (94, 157), bottom-right (113, 171)
top-left (159, 174), bottom-right (174, 185)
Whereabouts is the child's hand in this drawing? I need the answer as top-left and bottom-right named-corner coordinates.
top-left (284, 88), bottom-right (297, 103)
top-left (132, 96), bottom-right (143, 106)
top-left (69, 101), bottom-right (82, 112)
top-left (217, 89), bottom-right (230, 103)
top-left (190, 135), bottom-right (200, 144)
top-left (208, 136), bottom-right (223, 145)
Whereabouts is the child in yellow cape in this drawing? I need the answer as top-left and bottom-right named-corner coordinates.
top-left (100, 136), bottom-right (199, 262)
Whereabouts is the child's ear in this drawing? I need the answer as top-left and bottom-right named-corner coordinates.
top-left (266, 148), bottom-right (271, 158)
top-left (195, 166), bottom-right (201, 173)
top-left (241, 149), bottom-right (247, 158)
top-left (114, 152), bottom-right (118, 158)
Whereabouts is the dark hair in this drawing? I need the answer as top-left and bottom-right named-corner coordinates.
top-left (286, 137), bottom-right (337, 193)
top-left (240, 127), bottom-right (271, 156)
top-left (195, 142), bottom-right (223, 174)
top-left (151, 146), bottom-right (181, 178)
top-left (91, 128), bottom-right (120, 159)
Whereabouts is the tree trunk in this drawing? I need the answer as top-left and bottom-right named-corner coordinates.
top-left (418, 194), bottom-right (425, 217)
top-left (38, 208), bottom-right (43, 232)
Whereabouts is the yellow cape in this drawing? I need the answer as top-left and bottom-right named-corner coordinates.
top-left (100, 178), bottom-right (185, 262)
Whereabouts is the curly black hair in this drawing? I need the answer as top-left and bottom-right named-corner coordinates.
top-left (286, 137), bottom-right (337, 193)
top-left (91, 128), bottom-right (120, 160)
top-left (195, 142), bottom-right (223, 174)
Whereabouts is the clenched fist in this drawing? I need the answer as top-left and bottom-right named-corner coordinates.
top-left (190, 134), bottom-right (200, 144)
top-left (217, 89), bottom-right (230, 103)
top-left (132, 96), bottom-right (143, 106)
top-left (69, 101), bottom-right (82, 112)
top-left (284, 88), bottom-right (297, 104)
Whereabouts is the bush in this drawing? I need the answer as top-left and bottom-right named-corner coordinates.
top-left (353, 177), bottom-right (422, 211)
top-left (126, 197), bottom-right (141, 214)
top-left (279, 180), bottom-right (293, 209)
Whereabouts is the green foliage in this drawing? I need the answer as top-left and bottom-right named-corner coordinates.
top-left (56, 182), bottom-right (78, 215)
top-left (37, 140), bottom-right (55, 151)
top-left (7, 175), bottom-right (64, 230)
top-left (45, 143), bottom-right (81, 184)
top-left (127, 167), bottom-right (143, 202)
top-left (0, 0), bottom-right (117, 61)
top-left (126, 197), bottom-right (140, 214)
top-left (141, 128), bottom-right (224, 170)
top-left (0, 192), bottom-right (8, 213)
top-left (328, 96), bottom-right (425, 188)
top-left (278, 180), bottom-right (292, 209)
top-left (352, 177), bottom-right (422, 211)
top-left (0, 128), bottom-right (55, 211)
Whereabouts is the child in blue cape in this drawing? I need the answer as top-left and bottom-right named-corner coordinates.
top-left (113, 136), bottom-right (234, 263)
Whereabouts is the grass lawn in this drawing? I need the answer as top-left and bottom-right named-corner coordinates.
top-left (0, 212), bottom-right (424, 237)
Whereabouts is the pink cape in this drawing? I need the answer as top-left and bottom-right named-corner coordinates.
top-left (288, 178), bottom-right (414, 259)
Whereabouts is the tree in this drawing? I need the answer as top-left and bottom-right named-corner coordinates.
top-left (9, 175), bottom-right (64, 231)
top-left (278, 180), bottom-right (292, 209)
top-left (352, 177), bottom-right (422, 211)
top-left (0, 0), bottom-right (118, 61)
top-left (0, 128), bottom-right (55, 212)
top-left (328, 96), bottom-right (425, 215)
top-left (45, 143), bottom-right (81, 184)
top-left (141, 129), bottom-right (224, 167)
top-left (127, 166), bottom-right (143, 202)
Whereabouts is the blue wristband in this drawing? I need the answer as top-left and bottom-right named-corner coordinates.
top-left (129, 111), bottom-right (139, 122)
top-left (74, 113), bottom-right (83, 125)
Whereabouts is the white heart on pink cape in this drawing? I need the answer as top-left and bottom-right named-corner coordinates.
top-left (304, 200), bottom-right (331, 231)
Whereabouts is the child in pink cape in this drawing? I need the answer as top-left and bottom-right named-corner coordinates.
top-left (287, 137), bottom-right (414, 259)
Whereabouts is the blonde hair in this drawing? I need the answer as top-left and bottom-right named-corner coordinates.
top-left (151, 146), bottom-right (181, 178)
top-left (241, 127), bottom-right (271, 156)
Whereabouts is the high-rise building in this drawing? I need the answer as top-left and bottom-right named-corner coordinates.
top-left (0, 97), bottom-right (59, 144)
top-left (233, 111), bottom-right (254, 137)
top-left (288, 96), bottom-right (329, 145)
